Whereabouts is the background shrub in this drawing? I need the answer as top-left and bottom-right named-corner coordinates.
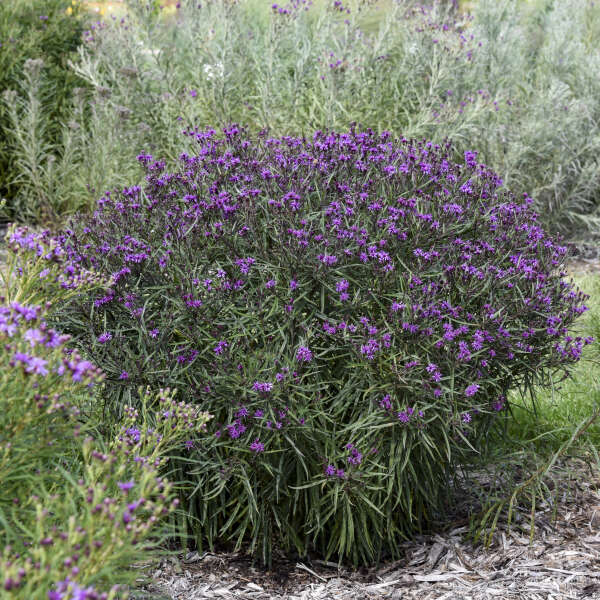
top-left (50, 127), bottom-right (591, 564)
top-left (0, 0), bottom-right (87, 222)
top-left (10, 0), bottom-right (597, 232)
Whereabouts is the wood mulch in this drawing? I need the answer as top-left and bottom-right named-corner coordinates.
top-left (147, 458), bottom-right (600, 600)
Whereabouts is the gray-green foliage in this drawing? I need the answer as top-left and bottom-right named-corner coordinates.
top-left (4, 0), bottom-right (600, 230)
top-left (0, 0), bottom-right (87, 222)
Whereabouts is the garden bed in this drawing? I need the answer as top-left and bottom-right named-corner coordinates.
top-left (149, 458), bottom-right (600, 600)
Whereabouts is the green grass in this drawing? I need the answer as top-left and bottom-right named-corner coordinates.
top-left (506, 273), bottom-right (600, 454)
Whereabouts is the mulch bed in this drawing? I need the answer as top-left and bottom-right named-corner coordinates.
top-left (147, 458), bottom-right (600, 600)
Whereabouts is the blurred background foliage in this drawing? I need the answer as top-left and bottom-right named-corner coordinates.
top-left (2, 0), bottom-right (600, 234)
top-left (0, 0), bottom-right (87, 222)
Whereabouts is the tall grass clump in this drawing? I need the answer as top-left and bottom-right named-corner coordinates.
top-left (0, 0), bottom-right (87, 222)
top-left (20, 0), bottom-right (596, 232)
top-left (0, 230), bottom-right (211, 598)
top-left (43, 127), bottom-right (591, 565)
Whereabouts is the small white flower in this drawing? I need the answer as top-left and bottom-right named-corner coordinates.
top-left (203, 62), bottom-right (224, 80)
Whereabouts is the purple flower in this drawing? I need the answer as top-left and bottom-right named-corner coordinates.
top-left (250, 438), bottom-right (265, 453)
top-left (235, 257), bottom-right (256, 274)
top-left (336, 279), bottom-right (349, 292)
top-left (325, 464), bottom-right (336, 477)
top-left (379, 394), bottom-right (392, 410)
top-left (14, 352), bottom-right (49, 376)
top-left (318, 254), bottom-right (338, 266)
top-left (493, 396), bottom-right (506, 411)
top-left (460, 180), bottom-right (473, 194)
top-left (227, 424), bottom-right (241, 438)
top-left (265, 279), bottom-right (276, 288)
top-left (360, 339), bottom-right (379, 360)
top-left (296, 346), bottom-right (313, 362)
top-left (252, 381), bottom-right (273, 393)
top-left (347, 447), bottom-right (362, 465)
top-left (24, 328), bottom-right (45, 347)
top-left (48, 579), bottom-right (100, 600)
top-left (397, 411), bottom-right (410, 423)
top-left (125, 427), bottom-right (141, 443)
top-left (457, 341), bottom-right (471, 362)
top-left (214, 340), bottom-right (228, 355)
top-left (13, 351), bottom-right (30, 364)
top-left (119, 371), bottom-right (129, 380)
top-left (97, 331), bottom-right (112, 344)
top-left (462, 412), bottom-right (472, 423)
top-left (465, 384), bottom-right (480, 397)
top-left (464, 150), bottom-right (478, 168)
top-left (28, 356), bottom-right (49, 376)
top-left (117, 480), bottom-right (135, 492)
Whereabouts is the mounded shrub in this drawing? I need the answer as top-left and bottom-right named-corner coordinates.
top-left (50, 127), bottom-right (591, 564)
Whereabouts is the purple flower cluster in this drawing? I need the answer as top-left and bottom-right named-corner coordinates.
top-left (332, 0), bottom-right (350, 14)
top-left (324, 464), bottom-right (346, 479)
top-left (214, 401), bottom-right (299, 444)
top-left (252, 381), bottom-right (273, 394)
top-left (1, 303), bottom-right (102, 385)
top-left (97, 332), bottom-right (112, 344)
top-left (271, 0), bottom-right (313, 16)
top-left (8, 227), bottom-right (107, 291)
top-left (345, 443), bottom-right (362, 466)
top-left (48, 578), bottom-right (106, 600)
top-left (250, 438), bottom-right (265, 453)
top-left (296, 346), bottom-right (313, 362)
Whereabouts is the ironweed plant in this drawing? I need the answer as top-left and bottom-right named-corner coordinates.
top-left (50, 127), bottom-right (591, 564)
top-left (29, 0), bottom-right (596, 232)
top-left (0, 245), bottom-right (211, 597)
